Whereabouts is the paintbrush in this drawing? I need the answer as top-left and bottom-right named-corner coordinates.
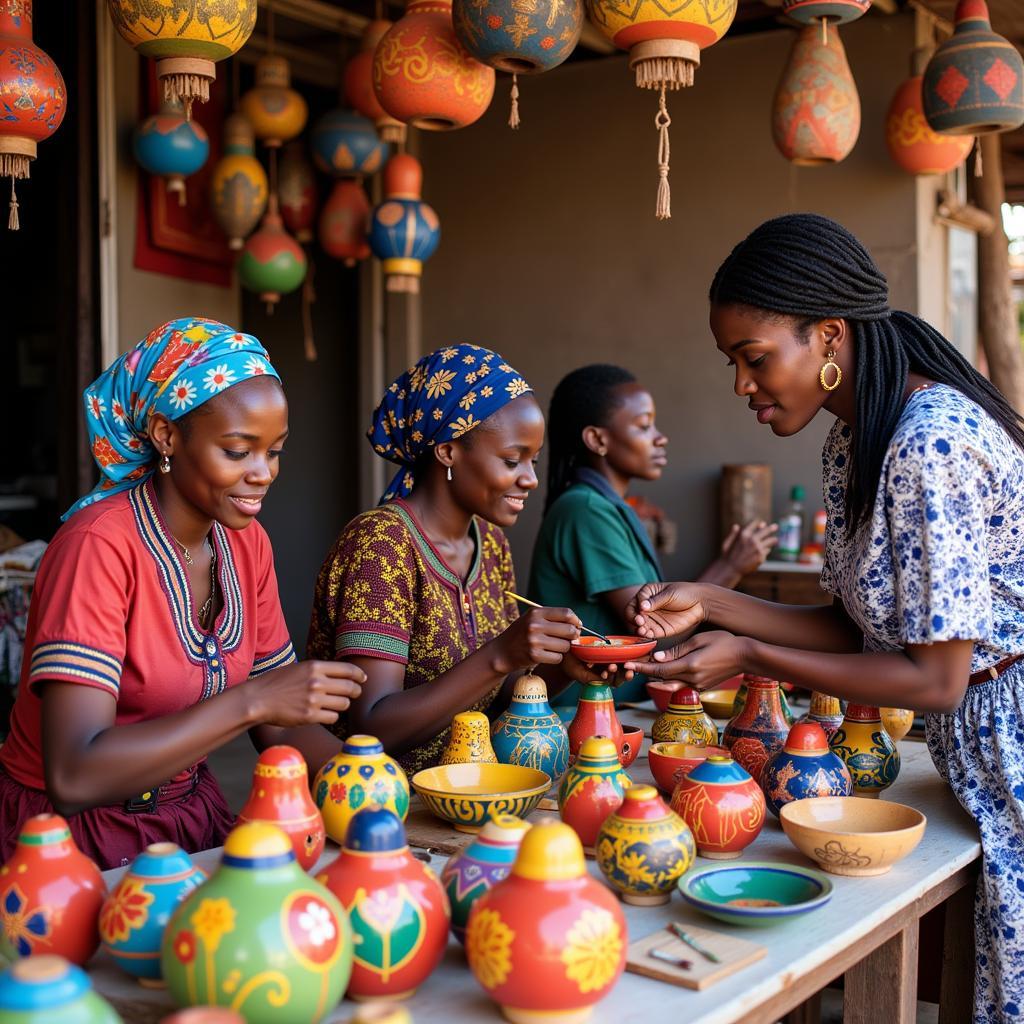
top-left (666, 923), bottom-right (722, 964)
top-left (504, 591), bottom-right (613, 645)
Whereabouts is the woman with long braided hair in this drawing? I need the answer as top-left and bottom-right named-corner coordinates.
top-left (625, 213), bottom-right (1024, 1021)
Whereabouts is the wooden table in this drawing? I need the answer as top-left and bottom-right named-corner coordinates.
top-left (89, 730), bottom-right (980, 1024)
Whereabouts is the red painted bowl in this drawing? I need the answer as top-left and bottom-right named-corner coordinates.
top-left (646, 680), bottom-right (685, 712)
top-left (570, 636), bottom-right (656, 664)
top-left (648, 742), bottom-right (729, 794)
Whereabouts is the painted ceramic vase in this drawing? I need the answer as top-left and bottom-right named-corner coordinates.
top-left (440, 711), bottom-right (499, 765)
top-left (829, 704), bottom-right (901, 798)
top-left (317, 808), bottom-right (449, 1001)
top-left (440, 814), bottom-right (530, 944)
top-left (558, 737), bottom-right (632, 852)
top-left (733, 676), bottom-right (796, 724)
top-left (161, 823), bottom-right (352, 1024)
top-left (209, 112), bottom-right (267, 250)
top-left (595, 785), bottom-right (695, 906)
top-left (670, 756), bottom-right (765, 859)
top-left (760, 723), bottom-right (853, 817)
top-left (239, 55), bottom-right (308, 148)
top-left (772, 24), bottom-right (860, 165)
top-left (133, 100), bottom-right (210, 205)
top-left (310, 108), bottom-right (388, 179)
top-left (0, 955), bottom-right (122, 1023)
top-left (466, 821), bottom-right (626, 1022)
top-left (99, 843), bottom-right (206, 986)
top-left (652, 687), bottom-right (718, 746)
top-left (922, 0), bottom-right (1024, 136)
top-left (313, 735), bottom-right (411, 845)
top-left (796, 691), bottom-right (845, 740)
top-left (453, 0), bottom-right (583, 74)
top-left (881, 707), bottom-right (915, 744)
top-left (237, 745), bottom-right (325, 871)
top-left (722, 677), bottom-right (791, 783)
top-left (344, 19), bottom-right (407, 143)
top-left (567, 682), bottom-right (624, 762)
top-left (237, 197), bottom-right (307, 310)
top-left (319, 179), bottom-right (371, 266)
top-left (373, 0), bottom-right (496, 132)
top-left (491, 673), bottom-right (570, 781)
top-left (0, 814), bottom-right (106, 965)
top-left (278, 141), bottom-right (317, 243)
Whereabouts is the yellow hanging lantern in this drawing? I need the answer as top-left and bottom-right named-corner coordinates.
top-left (586, 0), bottom-right (738, 218)
top-left (239, 55), bottom-right (308, 148)
top-left (106, 0), bottom-right (257, 119)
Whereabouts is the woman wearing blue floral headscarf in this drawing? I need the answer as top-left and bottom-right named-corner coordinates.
top-left (0, 317), bottom-right (364, 870)
top-left (308, 343), bottom-right (602, 774)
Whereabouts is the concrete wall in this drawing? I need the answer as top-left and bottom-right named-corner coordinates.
top-left (419, 12), bottom-right (927, 581)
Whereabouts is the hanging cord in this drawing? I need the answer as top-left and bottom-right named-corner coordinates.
top-left (974, 135), bottom-right (983, 177)
top-left (509, 74), bottom-right (520, 130)
top-left (231, 54), bottom-right (240, 112)
top-left (821, 17), bottom-right (828, 46)
top-left (8, 177), bottom-right (19, 232)
top-left (655, 84), bottom-right (671, 220)
top-left (302, 250), bottom-right (318, 361)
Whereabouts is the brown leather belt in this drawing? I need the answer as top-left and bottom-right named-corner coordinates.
top-left (968, 654), bottom-right (1024, 687)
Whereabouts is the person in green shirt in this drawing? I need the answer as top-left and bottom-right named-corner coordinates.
top-left (528, 364), bottom-right (776, 705)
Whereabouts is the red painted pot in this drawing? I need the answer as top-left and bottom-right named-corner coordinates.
top-left (557, 737), bottom-right (631, 852)
top-left (567, 682), bottom-right (624, 764)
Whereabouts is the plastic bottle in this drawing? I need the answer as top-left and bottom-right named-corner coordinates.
top-left (775, 485), bottom-right (805, 562)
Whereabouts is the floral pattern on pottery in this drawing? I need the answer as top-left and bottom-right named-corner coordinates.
top-left (317, 808), bottom-right (449, 1000)
top-left (0, 814), bottom-right (106, 965)
top-left (466, 822), bottom-right (626, 1020)
top-left (313, 735), bottom-right (410, 844)
top-left (491, 673), bottom-right (570, 781)
top-left (0, 955), bottom-right (123, 1023)
top-left (760, 724), bottom-right (853, 817)
top-left (440, 814), bottom-right (530, 944)
top-left (829, 704), bottom-right (900, 797)
top-left (440, 711), bottom-right (499, 765)
top-left (596, 786), bottom-right (694, 906)
top-left (722, 677), bottom-right (791, 782)
top-left (558, 737), bottom-right (632, 851)
top-left (652, 688), bottom-right (718, 746)
top-left (161, 823), bottom-right (351, 1024)
top-left (100, 843), bottom-right (206, 986)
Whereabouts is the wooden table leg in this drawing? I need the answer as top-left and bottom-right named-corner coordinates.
top-left (782, 991), bottom-right (821, 1024)
top-left (939, 880), bottom-right (976, 1024)
top-left (843, 920), bottom-right (919, 1024)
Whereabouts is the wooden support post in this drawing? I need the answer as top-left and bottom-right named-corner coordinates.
top-left (972, 132), bottom-right (1024, 412)
top-left (939, 880), bottom-right (976, 1024)
top-left (781, 991), bottom-right (821, 1024)
top-left (844, 921), bottom-right (919, 1024)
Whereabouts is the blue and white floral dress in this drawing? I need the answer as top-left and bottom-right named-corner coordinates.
top-left (819, 384), bottom-right (1024, 1023)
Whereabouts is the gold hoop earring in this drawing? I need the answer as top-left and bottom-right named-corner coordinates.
top-left (820, 351), bottom-right (842, 392)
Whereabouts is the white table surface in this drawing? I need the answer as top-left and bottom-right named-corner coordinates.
top-left (90, 726), bottom-right (980, 1024)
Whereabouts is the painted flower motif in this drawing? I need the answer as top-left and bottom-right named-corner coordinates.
top-left (409, 365), bottom-right (428, 391)
top-left (100, 878), bottom-right (155, 943)
top-left (481, 385), bottom-right (494, 398)
top-left (228, 333), bottom-right (249, 350)
top-left (465, 371), bottom-right (479, 384)
top-left (329, 781), bottom-right (347, 804)
top-left (191, 897), bottom-right (237, 954)
top-left (506, 378), bottom-right (530, 399)
top-left (459, 390), bottom-right (477, 410)
top-left (440, 347), bottom-right (458, 362)
top-left (203, 364), bottom-right (236, 394)
top-left (112, 400), bottom-right (126, 425)
top-left (1, 885), bottom-right (48, 957)
top-left (466, 907), bottom-right (514, 989)
top-left (168, 378), bottom-right (197, 411)
top-left (462, 354), bottom-right (476, 364)
top-left (476, 362), bottom-right (491, 376)
top-left (615, 850), bottom-right (655, 888)
top-left (172, 929), bottom-right (197, 964)
top-left (451, 415), bottom-right (480, 438)
top-left (244, 356), bottom-right (267, 376)
top-left (297, 901), bottom-right (336, 947)
top-left (426, 369), bottom-right (457, 399)
top-left (87, 392), bottom-right (106, 419)
top-left (411, 430), bottom-right (424, 443)
top-left (432, 408), bottom-right (444, 420)
top-left (315, 779), bottom-right (329, 807)
top-left (561, 909), bottom-right (623, 994)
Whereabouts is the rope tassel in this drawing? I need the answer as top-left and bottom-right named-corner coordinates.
top-left (974, 136), bottom-right (983, 177)
top-left (8, 177), bottom-right (19, 232)
top-left (509, 74), bottom-right (521, 130)
top-left (655, 85), bottom-right (671, 221)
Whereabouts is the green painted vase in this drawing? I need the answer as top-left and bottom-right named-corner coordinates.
top-left (828, 704), bottom-right (900, 797)
top-left (651, 687), bottom-right (718, 746)
top-left (0, 955), bottom-right (123, 1022)
top-left (490, 673), bottom-right (570, 781)
top-left (161, 823), bottom-right (352, 1023)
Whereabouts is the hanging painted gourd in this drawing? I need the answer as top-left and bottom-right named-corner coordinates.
top-left (585, 0), bottom-right (737, 218)
top-left (279, 140), bottom-right (317, 243)
top-left (134, 100), bottom-right (210, 207)
top-left (373, 0), bottom-right (495, 132)
top-left (238, 196), bottom-right (307, 313)
top-left (311, 108), bottom-right (389, 179)
top-left (781, 0), bottom-right (870, 43)
top-left (886, 48), bottom-right (973, 175)
top-left (344, 19), bottom-right (408, 145)
top-left (209, 112), bottom-right (267, 249)
top-left (319, 179), bottom-right (371, 267)
top-left (772, 25), bottom-right (860, 165)
top-left (239, 55), bottom-right (308, 149)
top-left (106, 0), bottom-right (257, 119)
top-left (452, 0), bottom-right (583, 128)
top-left (922, 0), bottom-right (1024, 138)
top-left (0, 0), bottom-right (67, 230)
top-left (369, 153), bottom-right (440, 294)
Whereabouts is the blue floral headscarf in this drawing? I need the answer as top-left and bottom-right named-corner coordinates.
top-left (369, 344), bottom-right (533, 502)
top-left (65, 316), bottom-right (282, 520)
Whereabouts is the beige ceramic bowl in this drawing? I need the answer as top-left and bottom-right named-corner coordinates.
top-left (779, 796), bottom-right (926, 877)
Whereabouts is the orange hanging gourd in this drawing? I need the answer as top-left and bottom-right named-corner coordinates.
top-left (344, 19), bottom-right (407, 145)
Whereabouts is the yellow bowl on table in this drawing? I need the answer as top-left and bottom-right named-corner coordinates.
top-left (701, 688), bottom-right (738, 720)
top-left (779, 796), bottom-right (926, 877)
top-left (411, 762), bottom-right (551, 833)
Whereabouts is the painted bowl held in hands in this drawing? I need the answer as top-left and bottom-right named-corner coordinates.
top-left (569, 636), bottom-right (656, 664)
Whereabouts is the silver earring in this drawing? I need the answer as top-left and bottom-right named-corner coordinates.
top-left (159, 454), bottom-right (171, 474)
top-left (446, 466), bottom-right (453, 482)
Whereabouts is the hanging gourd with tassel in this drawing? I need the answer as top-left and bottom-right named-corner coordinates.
top-left (0, 0), bottom-right (67, 231)
top-left (344, 19), bottom-right (408, 145)
top-left (585, 0), bottom-right (738, 218)
top-left (134, 100), bottom-right (210, 206)
top-left (452, 0), bottom-right (583, 129)
top-left (106, 0), bottom-right (256, 120)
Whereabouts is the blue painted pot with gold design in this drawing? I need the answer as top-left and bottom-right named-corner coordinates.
top-left (828, 704), bottom-right (900, 797)
top-left (310, 108), bottom-right (388, 178)
top-left (761, 723), bottom-right (853, 818)
top-left (491, 674), bottom-right (570, 781)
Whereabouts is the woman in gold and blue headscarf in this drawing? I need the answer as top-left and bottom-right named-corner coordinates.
top-left (308, 343), bottom-right (602, 775)
top-left (0, 317), bottom-right (364, 870)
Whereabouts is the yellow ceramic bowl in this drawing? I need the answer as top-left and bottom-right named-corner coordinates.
top-left (411, 763), bottom-right (551, 833)
top-left (701, 688), bottom-right (737, 720)
top-left (779, 796), bottom-right (926, 877)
